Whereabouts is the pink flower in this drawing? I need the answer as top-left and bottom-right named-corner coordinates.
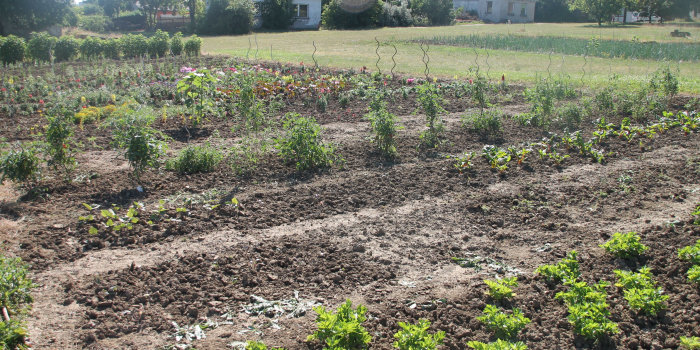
top-left (180, 66), bottom-right (196, 73)
top-left (0, 88), bottom-right (5, 92)
top-left (28, 94), bottom-right (32, 98)
top-left (469, 79), bottom-right (473, 84)
top-left (39, 99), bottom-right (44, 104)
top-left (406, 78), bottom-right (415, 84)
top-left (501, 74), bottom-right (505, 81)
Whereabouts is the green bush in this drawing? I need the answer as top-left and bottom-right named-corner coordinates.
top-left (44, 108), bottom-right (77, 173)
top-left (0, 255), bottom-right (36, 350)
top-left (170, 32), bottom-right (184, 56)
top-left (379, 3), bottom-right (414, 27)
top-left (0, 144), bottom-right (41, 184)
top-left (166, 143), bottom-right (223, 174)
top-left (600, 232), bottom-right (648, 259)
top-left (27, 32), bottom-right (56, 63)
top-left (275, 113), bottom-right (340, 171)
top-left (78, 14), bottom-right (113, 32)
top-left (148, 29), bottom-right (170, 57)
top-left (393, 319), bottom-right (445, 350)
top-left (409, 0), bottom-right (455, 25)
top-left (260, 0), bottom-right (296, 30)
top-left (307, 300), bottom-right (372, 349)
top-left (1, 319), bottom-right (29, 350)
top-left (184, 35), bottom-right (202, 57)
top-left (120, 34), bottom-right (149, 58)
top-left (650, 66), bottom-right (679, 98)
top-left (477, 305), bottom-right (530, 339)
top-left (365, 94), bottom-right (402, 158)
top-left (614, 267), bottom-right (668, 316)
top-left (463, 110), bottom-right (502, 139)
top-left (108, 108), bottom-right (168, 181)
top-left (417, 82), bottom-right (446, 149)
top-left (80, 36), bottom-right (103, 61)
top-left (54, 36), bottom-right (80, 62)
top-left (321, 0), bottom-right (383, 29)
top-left (102, 38), bottom-right (120, 59)
top-left (0, 35), bottom-right (26, 66)
top-left (201, 0), bottom-right (255, 35)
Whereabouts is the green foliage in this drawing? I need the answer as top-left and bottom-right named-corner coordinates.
top-left (170, 32), bottom-right (184, 56)
top-left (600, 231), bottom-right (649, 259)
top-left (365, 94), bottom-right (402, 158)
top-left (681, 336), bottom-right (700, 349)
top-left (481, 145), bottom-right (511, 173)
top-left (307, 300), bottom-right (372, 350)
top-left (184, 35), bottom-right (202, 57)
top-left (463, 110), bottom-right (502, 139)
top-left (260, 0), bottom-right (296, 30)
top-left (417, 82), bottom-right (446, 149)
top-left (246, 340), bottom-right (285, 350)
top-left (1, 318), bottom-right (28, 350)
top-left (555, 280), bottom-right (609, 306)
top-left (477, 305), bottom-right (530, 339)
top-left (614, 267), bottom-right (668, 316)
top-left (148, 29), bottom-right (170, 58)
top-left (409, 0), bottom-right (455, 25)
top-left (54, 36), bottom-right (80, 62)
top-left (650, 66), bottom-right (679, 98)
top-left (177, 69), bottom-right (218, 129)
top-left (120, 34), bottom-right (149, 58)
top-left (321, 0), bottom-right (383, 29)
top-left (80, 37), bottom-right (103, 61)
top-left (692, 205), bottom-right (700, 226)
top-left (568, 0), bottom-right (620, 25)
top-left (687, 265), bottom-right (700, 284)
top-left (451, 151), bottom-right (475, 174)
top-left (0, 256), bottom-right (36, 315)
top-left (235, 74), bottom-right (267, 133)
top-left (535, 250), bottom-right (580, 283)
top-left (467, 339), bottom-right (528, 350)
top-left (393, 319), bottom-right (445, 350)
top-left (0, 35), bottom-right (26, 66)
top-left (44, 108), bottom-right (77, 174)
top-left (566, 300), bottom-right (619, 340)
top-left (554, 102), bottom-right (585, 131)
top-left (275, 113), bottom-right (340, 171)
top-left (0, 143), bottom-right (41, 184)
top-left (108, 108), bottom-right (168, 181)
top-left (379, 2), bottom-right (415, 27)
top-left (102, 38), bottom-right (120, 60)
top-left (166, 143), bottom-right (223, 174)
top-left (201, 0), bottom-right (255, 35)
top-left (484, 277), bottom-right (518, 301)
top-left (27, 32), bottom-right (56, 63)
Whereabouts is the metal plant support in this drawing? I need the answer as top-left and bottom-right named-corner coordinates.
top-left (375, 37), bottom-right (382, 75)
top-left (390, 43), bottom-right (398, 78)
top-left (312, 41), bottom-right (318, 69)
top-left (420, 42), bottom-right (430, 79)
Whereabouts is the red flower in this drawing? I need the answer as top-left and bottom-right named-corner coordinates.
top-left (82, 105), bottom-right (87, 109)
top-left (29, 94), bottom-right (32, 98)
top-left (62, 143), bottom-right (67, 149)
top-left (39, 99), bottom-right (44, 104)
top-left (469, 79), bottom-right (473, 84)
top-left (502, 74), bottom-right (505, 81)
top-left (1, 88), bottom-right (5, 92)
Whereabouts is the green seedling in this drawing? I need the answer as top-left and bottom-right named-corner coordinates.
top-left (307, 300), bottom-right (371, 349)
top-left (477, 305), bottom-right (530, 339)
top-left (535, 250), bottom-right (580, 283)
top-left (393, 319), bottom-right (445, 350)
top-left (680, 336), bottom-right (700, 349)
top-left (600, 232), bottom-right (648, 259)
top-left (467, 339), bottom-right (528, 350)
top-left (484, 277), bottom-right (518, 301)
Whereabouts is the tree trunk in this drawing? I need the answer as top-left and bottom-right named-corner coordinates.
top-left (188, 0), bottom-right (196, 33)
top-left (623, 7), bottom-right (627, 24)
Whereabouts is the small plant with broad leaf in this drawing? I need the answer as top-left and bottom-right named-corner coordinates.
top-left (108, 107), bottom-right (168, 182)
top-left (177, 69), bottom-right (218, 132)
top-left (484, 277), bottom-right (518, 301)
top-left (307, 299), bottom-right (371, 349)
top-left (275, 113), bottom-right (340, 171)
top-left (600, 231), bottom-right (648, 259)
top-left (680, 336), bottom-right (700, 349)
top-left (566, 300), bottom-right (619, 340)
top-left (416, 82), bottom-right (446, 150)
top-left (482, 145), bottom-right (511, 173)
top-left (535, 250), bottom-right (580, 283)
top-left (0, 142), bottom-right (41, 185)
top-left (467, 339), bottom-right (528, 350)
top-left (365, 93), bottom-right (402, 158)
top-left (614, 267), bottom-right (668, 316)
top-left (393, 319), bottom-right (445, 350)
top-left (692, 205), bottom-right (700, 225)
top-left (451, 151), bottom-right (475, 174)
top-left (476, 305), bottom-right (530, 339)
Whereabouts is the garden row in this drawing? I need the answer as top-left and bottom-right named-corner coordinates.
top-left (0, 30), bottom-right (201, 66)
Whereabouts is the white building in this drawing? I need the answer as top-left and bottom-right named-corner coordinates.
top-left (454, 0), bottom-right (536, 23)
top-left (253, 0), bottom-right (322, 29)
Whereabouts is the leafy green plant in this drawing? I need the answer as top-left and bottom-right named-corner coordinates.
top-left (467, 339), bottom-right (528, 350)
top-left (184, 35), bottom-right (202, 57)
top-left (614, 267), bottom-right (668, 316)
top-left (481, 145), bottom-right (511, 173)
top-left (170, 32), bottom-right (184, 56)
top-left (535, 250), bottom-right (579, 283)
top-left (687, 265), bottom-right (700, 284)
top-left (27, 31), bottom-right (55, 63)
top-left (650, 66), bottom-right (679, 99)
top-left (365, 94), bottom-right (402, 158)
top-left (108, 108), bottom-right (168, 181)
top-left (393, 319), bottom-right (445, 350)
top-left (555, 280), bottom-right (609, 306)
top-left (54, 36), bottom-right (80, 62)
top-left (245, 340), bottom-right (285, 350)
top-left (477, 305), bottom-right (530, 339)
top-left (80, 36), bottom-right (103, 61)
top-left (1, 318), bottom-right (28, 350)
top-left (681, 336), bottom-right (700, 349)
top-left (177, 69), bottom-right (218, 131)
top-left (148, 29), bottom-right (170, 57)
top-left (44, 108), bottom-right (77, 174)
top-left (307, 300), bottom-right (371, 349)
top-left (166, 143), bottom-right (223, 174)
top-left (692, 205), bottom-right (700, 226)
top-left (463, 110), bottom-right (502, 139)
top-left (0, 255), bottom-right (37, 350)
top-left (416, 82), bottom-right (446, 149)
top-left (0, 143), bottom-right (41, 184)
top-left (275, 113), bottom-right (340, 171)
top-left (680, 240), bottom-right (700, 265)
top-left (120, 33), bottom-right (149, 58)
top-left (451, 151), bottom-right (475, 174)
top-left (484, 277), bottom-right (518, 301)
top-left (0, 35), bottom-right (26, 66)
top-left (600, 231), bottom-right (648, 259)
top-left (566, 300), bottom-right (619, 340)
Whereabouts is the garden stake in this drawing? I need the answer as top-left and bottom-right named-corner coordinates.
top-left (375, 37), bottom-right (382, 75)
top-left (312, 41), bottom-right (318, 69)
top-left (391, 43), bottom-right (397, 78)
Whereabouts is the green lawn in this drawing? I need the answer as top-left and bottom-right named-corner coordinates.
top-left (202, 23), bottom-right (700, 93)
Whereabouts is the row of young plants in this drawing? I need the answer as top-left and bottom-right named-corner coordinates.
top-left (0, 256), bottom-right (36, 349)
top-left (0, 31), bottom-right (202, 66)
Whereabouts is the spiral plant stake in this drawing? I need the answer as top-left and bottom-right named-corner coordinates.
top-left (473, 47), bottom-right (480, 74)
top-left (375, 37), bottom-right (382, 75)
top-left (581, 48), bottom-right (588, 84)
top-left (420, 42), bottom-right (430, 79)
top-left (485, 49), bottom-right (491, 80)
top-left (247, 37), bottom-right (251, 59)
top-left (546, 50), bottom-right (553, 79)
top-left (254, 34), bottom-right (259, 60)
top-left (312, 41), bottom-right (319, 69)
top-left (390, 43), bottom-right (398, 78)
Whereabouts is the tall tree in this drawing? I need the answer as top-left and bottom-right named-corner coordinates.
top-left (0, 0), bottom-right (71, 36)
top-left (569, 0), bottom-right (622, 25)
top-left (140, 0), bottom-right (178, 29)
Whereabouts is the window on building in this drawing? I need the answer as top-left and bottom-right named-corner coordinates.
top-left (507, 2), bottom-right (514, 15)
top-left (486, 1), bottom-right (493, 14)
top-left (520, 4), bottom-right (526, 16)
top-left (295, 4), bottom-right (309, 18)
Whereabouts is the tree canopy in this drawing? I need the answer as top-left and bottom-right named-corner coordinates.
top-left (0, 0), bottom-right (71, 36)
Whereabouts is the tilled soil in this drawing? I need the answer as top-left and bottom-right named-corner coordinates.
top-left (1, 65), bottom-right (699, 349)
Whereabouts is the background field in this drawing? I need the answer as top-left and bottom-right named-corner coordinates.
top-left (203, 23), bottom-right (700, 93)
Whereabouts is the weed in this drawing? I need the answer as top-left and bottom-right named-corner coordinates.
top-left (466, 339), bottom-right (528, 350)
top-left (614, 267), bottom-right (668, 316)
top-left (246, 340), bottom-right (285, 350)
top-left (307, 300), bottom-right (371, 349)
top-left (451, 151), bottom-right (475, 174)
top-left (600, 232), bottom-right (648, 259)
top-left (109, 108), bottom-right (168, 182)
top-left (275, 113), bottom-right (340, 171)
top-left (0, 143), bottom-right (41, 184)
top-left (416, 82), bottom-right (446, 149)
top-left (536, 250), bottom-right (580, 283)
top-left (484, 277), bottom-right (518, 301)
top-left (0, 255), bottom-right (37, 349)
top-left (317, 94), bottom-right (328, 113)
top-left (393, 319), bottom-right (445, 350)
top-left (166, 143), bottom-right (223, 174)
top-left (477, 305), bottom-right (530, 339)
top-left (365, 94), bottom-right (402, 158)
top-left (650, 66), bottom-right (679, 99)
top-left (680, 336), bottom-right (700, 349)
top-left (463, 110), bottom-right (502, 139)
top-left (43, 107), bottom-right (77, 175)
top-left (177, 69), bottom-right (218, 131)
